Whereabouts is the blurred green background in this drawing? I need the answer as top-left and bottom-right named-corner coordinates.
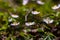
top-left (0, 0), bottom-right (60, 40)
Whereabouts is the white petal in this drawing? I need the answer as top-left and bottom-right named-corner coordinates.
top-left (22, 0), bottom-right (29, 5)
top-left (43, 19), bottom-right (49, 24)
top-left (58, 4), bottom-right (60, 8)
top-left (8, 18), bottom-right (13, 22)
top-left (49, 20), bottom-right (54, 23)
top-left (23, 29), bottom-right (27, 33)
top-left (37, 0), bottom-right (44, 5)
top-left (11, 14), bottom-right (19, 18)
top-left (52, 5), bottom-right (59, 10)
top-left (32, 11), bottom-right (40, 15)
top-left (25, 22), bottom-right (35, 26)
top-left (25, 23), bottom-right (30, 26)
top-left (11, 22), bottom-right (20, 26)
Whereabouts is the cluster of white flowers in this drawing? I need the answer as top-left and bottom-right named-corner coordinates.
top-left (25, 22), bottom-right (35, 26)
top-left (43, 17), bottom-right (54, 24)
top-left (31, 11), bottom-right (40, 15)
top-left (22, 0), bottom-right (45, 5)
top-left (52, 4), bottom-right (60, 10)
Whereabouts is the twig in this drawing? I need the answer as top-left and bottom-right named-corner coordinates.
top-left (25, 8), bottom-right (32, 21)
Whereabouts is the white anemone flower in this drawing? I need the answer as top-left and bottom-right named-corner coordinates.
top-left (52, 5), bottom-right (59, 10)
top-left (31, 11), bottom-right (40, 15)
top-left (10, 22), bottom-right (20, 26)
top-left (22, 0), bottom-right (29, 5)
top-left (11, 14), bottom-right (19, 18)
top-left (43, 17), bottom-right (54, 24)
top-left (37, 0), bottom-right (44, 5)
top-left (25, 22), bottom-right (35, 26)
